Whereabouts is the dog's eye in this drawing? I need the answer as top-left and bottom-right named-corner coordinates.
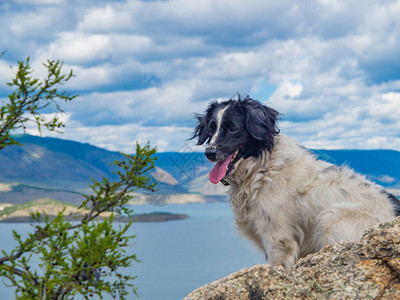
top-left (228, 127), bottom-right (238, 133)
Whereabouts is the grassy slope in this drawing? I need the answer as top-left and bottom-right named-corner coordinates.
top-left (0, 198), bottom-right (77, 217)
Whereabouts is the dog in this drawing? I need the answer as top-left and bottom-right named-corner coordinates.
top-left (192, 95), bottom-right (400, 268)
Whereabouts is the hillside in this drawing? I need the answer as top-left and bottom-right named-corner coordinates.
top-left (0, 198), bottom-right (81, 220)
top-left (0, 135), bottom-right (124, 190)
top-left (0, 198), bottom-right (189, 223)
top-left (0, 183), bottom-right (84, 205)
top-left (313, 149), bottom-right (400, 189)
top-left (1, 135), bottom-right (400, 206)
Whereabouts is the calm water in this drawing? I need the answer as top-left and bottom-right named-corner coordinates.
top-left (0, 203), bottom-right (264, 300)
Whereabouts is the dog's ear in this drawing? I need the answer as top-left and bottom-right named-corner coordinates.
top-left (241, 97), bottom-right (280, 152)
top-left (191, 114), bottom-right (208, 145)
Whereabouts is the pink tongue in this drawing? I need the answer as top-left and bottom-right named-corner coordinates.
top-left (209, 154), bottom-right (234, 184)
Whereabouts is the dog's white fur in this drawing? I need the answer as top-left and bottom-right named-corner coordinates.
top-left (226, 134), bottom-right (396, 268)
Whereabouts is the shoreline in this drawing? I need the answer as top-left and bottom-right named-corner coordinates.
top-left (0, 212), bottom-right (189, 223)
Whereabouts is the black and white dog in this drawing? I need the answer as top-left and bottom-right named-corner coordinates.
top-left (192, 96), bottom-right (400, 268)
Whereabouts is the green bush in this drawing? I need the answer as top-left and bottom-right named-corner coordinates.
top-left (0, 56), bottom-right (157, 299)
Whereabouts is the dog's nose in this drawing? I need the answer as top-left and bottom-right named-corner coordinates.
top-left (205, 148), bottom-right (217, 161)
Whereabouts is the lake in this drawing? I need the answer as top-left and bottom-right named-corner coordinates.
top-left (0, 203), bottom-right (264, 300)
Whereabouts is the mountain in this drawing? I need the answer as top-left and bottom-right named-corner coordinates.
top-left (312, 149), bottom-right (400, 189)
top-left (0, 134), bottom-right (123, 190)
top-left (1, 135), bottom-right (400, 205)
top-left (0, 183), bottom-right (84, 205)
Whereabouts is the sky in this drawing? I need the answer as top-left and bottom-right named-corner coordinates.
top-left (1, 0), bottom-right (400, 153)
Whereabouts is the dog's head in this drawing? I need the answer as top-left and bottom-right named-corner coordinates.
top-left (191, 96), bottom-right (280, 184)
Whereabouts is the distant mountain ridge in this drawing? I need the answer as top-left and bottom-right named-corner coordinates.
top-left (0, 135), bottom-right (399, 205)
top-left (313, 149), bottom-right (400, 188)
top-left (0, 134), bottom-right (123, 190)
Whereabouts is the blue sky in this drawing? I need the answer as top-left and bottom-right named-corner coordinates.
top-left (1, 0), bottom-right (400, 153)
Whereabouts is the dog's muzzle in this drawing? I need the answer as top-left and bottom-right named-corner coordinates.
top-left (205, 145), bottom-right (217, 161)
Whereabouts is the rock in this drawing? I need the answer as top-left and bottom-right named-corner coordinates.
top-left (185, 217), bottom-right (400, 299)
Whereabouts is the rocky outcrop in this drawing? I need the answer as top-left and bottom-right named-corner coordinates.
top-left (185, 218), bottom-right (400, 299)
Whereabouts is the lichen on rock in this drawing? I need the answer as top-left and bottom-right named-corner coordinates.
top-left (185, 217), bottom-right (400, 300)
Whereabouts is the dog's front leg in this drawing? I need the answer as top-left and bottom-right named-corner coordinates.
top-left (262, 235), bottom-right (300, 268)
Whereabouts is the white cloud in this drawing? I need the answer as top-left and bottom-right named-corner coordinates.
top-left (44, 32), bottom-right (152, 64)
top-left (77, 4), bottom-right (135, 32)
top-left (0, 60), bottom-right (13, 88)
top-left (47, 33), bottom-right (111, 64)
top-left (21, 112), bottom-right (71, 135)
top-left (66, 82), bottom-right (210, 127)
top-left (64, 65), bottom-right (111, 89)
top-left (13, 0), bottom-right (64, 4)
top-left (378, 175), bottom-right (396, 184)
top-left (367, 92), bottom-right (400, 121)
top-left (39, 122), bottom-right (196, 153)
top-left (2, 0), bottom-right (400, 152)
top-left (317, 0), bottom-right (347, 10)
top-left (273, 81), bottom-right (303, 99)
top-left (10, 14), bottom-right (51, 35)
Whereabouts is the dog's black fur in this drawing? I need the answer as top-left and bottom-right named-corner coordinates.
top-left (191, 96), bottom-right (280, 176)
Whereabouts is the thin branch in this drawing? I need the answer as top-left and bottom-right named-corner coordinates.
top-left (69, 183), bottom-right (134, 230)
